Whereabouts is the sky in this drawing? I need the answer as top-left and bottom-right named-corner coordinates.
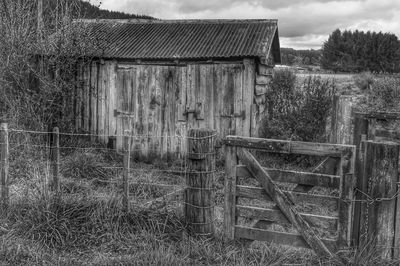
top-left (90, 0), bottom-right (400, 50)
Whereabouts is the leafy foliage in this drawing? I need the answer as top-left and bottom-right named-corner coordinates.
top-left (353, 72), bottom-right (374, 90)
top-left (262, 69), bottom-right (336, 142)
top-left (321, 29), bottom-right (400, 73)
top-left (357, 77), bottom-right (400, 113)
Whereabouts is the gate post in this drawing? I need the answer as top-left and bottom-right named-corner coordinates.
top-left (359, 141), bottom-right (399, 259)
top-left (123, 130), bottom-right (131, 212)
top-left (185, 129), bottom-right (216, 237)
top-left (224, 141), bottom-right (237, 241)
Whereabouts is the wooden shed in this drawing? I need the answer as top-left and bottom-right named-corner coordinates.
top-left (74, 19), bottom-right (281, 158)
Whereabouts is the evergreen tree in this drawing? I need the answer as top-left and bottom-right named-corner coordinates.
top-left (321, 29), bottom-right (400, 73)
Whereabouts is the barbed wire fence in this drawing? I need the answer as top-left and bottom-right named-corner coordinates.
top-left (1, 123), bottom-right (221, 236)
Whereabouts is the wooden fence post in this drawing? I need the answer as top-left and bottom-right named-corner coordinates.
top-left (185, 129), bottom-right (216, 237)
top-left (351, 113), bottom-right (368, 245)
top-left (0, 123), bottom-right (9, 209)
top-left (360, 141), bottom-right (399, 259)
top-left (51, 127), bottom-right (60, 193)
top-left (123, 131), bottom-right (131, 212)
top-left (224, 143), bottom-right (237, 240)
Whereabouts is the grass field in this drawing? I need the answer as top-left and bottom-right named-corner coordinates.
top-left (1, 138), bottom-right (399, 266)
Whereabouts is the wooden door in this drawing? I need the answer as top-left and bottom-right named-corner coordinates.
top-left (218, 64), bottom-right (245, 137)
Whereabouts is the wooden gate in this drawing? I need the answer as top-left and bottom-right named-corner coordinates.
top-left (224, 136), bottom-right (356, 256)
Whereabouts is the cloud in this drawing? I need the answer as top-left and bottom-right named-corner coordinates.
top-left (94, 0), bottom-right (400, 49)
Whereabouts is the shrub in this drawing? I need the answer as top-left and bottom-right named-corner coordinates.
top-left (261, 71), bottom-right (336, 143)
top-left (354, 72), bottom-right (374, 90)
top-left (357, 77), bottom-right (400, 112)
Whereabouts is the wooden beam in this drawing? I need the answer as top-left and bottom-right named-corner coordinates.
top-left (236, 165), bottom-right (340, 189)
top-left (236, 185), bottom-right (339, 210)
top-left (236, 205), bottom-right (338, 232)
top-left (235, 226), bottom-right (336, 249)
top-left (237, 147), bottom-right (334, 257)
top-left (225, 136), bottom-right (354, 157)
top-left (224, 145), bottom-right (238, 240)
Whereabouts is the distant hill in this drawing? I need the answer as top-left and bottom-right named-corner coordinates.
top-left (280, 48), bottom-right (321, 67)
top-left (41, 0), bottom-right (155, 20)
top-left (77, 1), bottom-right (155, 19)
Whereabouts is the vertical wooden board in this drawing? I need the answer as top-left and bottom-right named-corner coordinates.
top-left (167, 66), bottom-right (176, 158)
top-left (149, 66), bottom-right (157, 158)
top-left (76, 62), bottom-right (83, 131)
top-left (186, 64), bottom-right (197, 129)
top-left (83, 63), bottom-right (90, 132)
top-left (115, 69), bottom-right (124, 151)
top-left (90, 62), bottom-right (98, 136)
top-left (224, 145), bottom-right (238, 240)
top-left (177, 66), bottom-right (188, 157)
top-left (352, 115), bottom-right (368, 245)
top-left (213, 64), bottom-right (221, 137)
top-left (365, 142), bottom-right (399, 259)
top-left (233, 64), bottom-right (244, 136)
top-left (97, 64), bottom-right (104, 142)
top-left (177, 65), bottom-right (187, 122)
top-left (197, 65), bottom-right (207, 125)
top-left (221, 65), bottom-right (236, 136)
top-left (337, 149), bottom-right (355, 248)
top-left (104, 62), bottom-right (110, 138)
top-left (160, 66), bottom-right (168, 158)
top-left (243, 59), bottom-right (255, 137)
top-left (108, 61), bottom-right (117, 137)
top-left (131, 66), bottom-right (142, 157)
top-left (142, 66), bottom-right (151, 159)
top-left (395, 158), bottom-right (400, 258)
top-left (204, 65), bottom-right (214, 130)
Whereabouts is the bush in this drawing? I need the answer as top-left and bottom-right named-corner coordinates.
top-left (261, 70), bottom-right (336, 143)
top-left (354, 72), bottom-right (374, 90)
top-left (357, 77), bottom-right (400, 112)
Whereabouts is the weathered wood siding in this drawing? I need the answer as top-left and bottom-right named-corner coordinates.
top-left (75, 60), bottom-right (258, 158)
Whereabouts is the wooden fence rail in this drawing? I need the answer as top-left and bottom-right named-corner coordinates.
top-left (224, 135), bottom-right (356, 257)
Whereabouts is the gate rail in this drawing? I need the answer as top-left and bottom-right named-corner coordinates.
top-left (224, 136), bottom-right (356, 256)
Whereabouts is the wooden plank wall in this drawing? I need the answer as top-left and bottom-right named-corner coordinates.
top-left (75, 60), bottom-right (257, 159)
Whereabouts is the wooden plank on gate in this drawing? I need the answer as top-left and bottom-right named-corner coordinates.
top-left (234, 226), bottom-right (337, 249)
top-left (236, 185), bottom-right (339, 210)
top-left (236, 147), bottom-right (334, 257)
top-left (225, 136), bottom-right (352, 157)
top-left (236, 165), bottom-right (341, 189)
top-left (236, 205), bottom-right (338, 232)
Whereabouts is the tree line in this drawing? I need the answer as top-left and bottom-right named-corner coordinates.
top-left (280, 48), bottom-right (321, 67)
top-left (321, 29), bottom-right (400, 73)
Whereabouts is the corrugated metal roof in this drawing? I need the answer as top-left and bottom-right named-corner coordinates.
top-left (79, 19), bottom-right (280, 61)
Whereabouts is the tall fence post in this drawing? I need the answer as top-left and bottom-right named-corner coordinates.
top-left (0, 123), bottom-right (9, 210)
top-left (224, 142), bottom-right (237, 241)
top-left (51, 127), bottom-right (60, 193)
top-left (185, 129), bottom-right (216, 237)
top-left (123, 131), bottom-right (131, 212)
top-left (359, 141), bottom-right (399, 259)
